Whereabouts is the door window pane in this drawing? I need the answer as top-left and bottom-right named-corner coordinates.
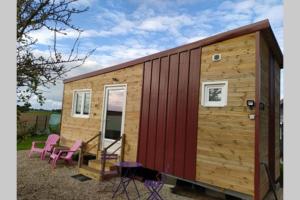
top-left (105, 89), bottom-right (125, 140)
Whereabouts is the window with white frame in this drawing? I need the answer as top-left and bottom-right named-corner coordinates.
top-left (201, 81), bottom-right (228, 107)
top-left (72, 90), bottom-right (91, 117)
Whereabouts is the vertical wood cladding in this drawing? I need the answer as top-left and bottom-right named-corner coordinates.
top-left (60, 64), bottom-right (143, 161)
top-left (197, 33), bottom-right (256, 196)
top-left (259, 34), bottom-right (282, 199)
top-left (259, 35), bottom-right (270, 200)
top-left (268, 52), bottom-right (276, 182)
top-left (137, 49), bottom-right (201, 180)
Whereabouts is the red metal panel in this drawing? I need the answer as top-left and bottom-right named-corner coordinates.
top-left (174, 51), bottom-right (190, 178)
top-left (146, 59), bottom-right (161, 169)
top-left (138, 49), bottom-right (201, 181)
top-left (164, 54), bottom-right (179, 174)
top-left (184, 48), bottom-right (201, 180)
top-left (137, 61), bottom-right (152, 165)
top-left (155, 56), bottom-right (169, 171)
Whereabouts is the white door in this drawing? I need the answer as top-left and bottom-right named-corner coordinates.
top-left (101, 85), bottom-right (126, 154)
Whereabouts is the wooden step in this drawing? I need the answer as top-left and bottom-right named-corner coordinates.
top-left (79, 166), bottom-right (100, 181)
top-left (97, 150), bottom-right (121, 160)
top-left (79, 165), bottom-right (119, 181)
top-left (102, 170), bottom-right (119, 181)
top-left (88, 159), bottom-right (117, 171)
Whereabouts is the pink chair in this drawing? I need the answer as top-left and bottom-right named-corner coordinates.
top-left (28, 134), bottom-right (60, 160)
top-left (48, 140), bottom-right (82, 169)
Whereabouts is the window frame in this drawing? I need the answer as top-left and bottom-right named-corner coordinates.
top-left (201, 81), bottom-right (228, 107)
top-left (71, 89), bottom-right (92, 118)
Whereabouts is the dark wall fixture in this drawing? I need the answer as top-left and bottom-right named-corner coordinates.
top-left (259, 102), bottom-right (265, 110)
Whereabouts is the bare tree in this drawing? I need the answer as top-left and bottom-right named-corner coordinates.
top-left (17, 0), bottom-right (95, 107)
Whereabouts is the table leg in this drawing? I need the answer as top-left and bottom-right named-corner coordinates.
top-left (121, 178), bottom-right (131, 200)
top-left (112, 168), bottom-right (132, 199)
top-left (112, 179), bottom-right (122, 198)
top-left (132, 179), bottom-right (140, 198)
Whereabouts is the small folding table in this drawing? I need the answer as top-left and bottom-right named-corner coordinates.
top-left (112, 161), bottom-right (143, 200)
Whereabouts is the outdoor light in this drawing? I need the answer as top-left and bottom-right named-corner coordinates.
top-left (112, 77), bottom-right (119, 82)
top-left (247, 100), bottom-right (255, 110)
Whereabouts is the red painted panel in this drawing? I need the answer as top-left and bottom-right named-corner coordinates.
top-left (184, 48), bottom-right (201, 180)
top-left (155, 57), bottom-right (169, 171)
top-left (138, 49), bottom-right (201, 181)
top-left (147, 59), bottom-right (160, 169)
top-left (174, 51), bottom-right (190, 178)
top-left (137, 61), bottom-right (152, 165)
top-left (164, 54), bottom-right (179, 174)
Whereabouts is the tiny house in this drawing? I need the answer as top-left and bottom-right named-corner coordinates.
top-left (60, 19), bottom-right (283, 200)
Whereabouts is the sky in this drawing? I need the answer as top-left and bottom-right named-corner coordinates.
top-left (28, 0), bottom-right (284, 110)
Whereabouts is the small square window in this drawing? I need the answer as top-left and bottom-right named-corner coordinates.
top-left (201, 81), bottom-right (228, 107)
top-left (72, 90), bottom-right (91, 118)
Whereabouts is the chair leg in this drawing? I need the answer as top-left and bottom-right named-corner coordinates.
top-left (28, 149), bottom-right (33, 158)
top-left (68, 159), bottom-right (73, 165)
top-left (52, 157), bottom-right (59, 169)
top-left (40, 151), bottom-right (45, 160)
top-left (146, 183), bottom-right (164, 200)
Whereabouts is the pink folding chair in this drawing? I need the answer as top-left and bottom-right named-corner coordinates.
top-left (48, 140), bottom-right (82, 169)
top-left (28, 134), bottom-right (60, 160)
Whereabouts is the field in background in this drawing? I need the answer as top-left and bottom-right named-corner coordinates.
top-left (17, 110), bottom-right (61, 145)
top-left (17, 134), bottom-right (48, 151)
top-left (17, 110), bottom-right (61, 141)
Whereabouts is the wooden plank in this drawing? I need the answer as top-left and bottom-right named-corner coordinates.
top-left (164, 54), bottom-right (179, 174)
top-left (196, 33), bottom-right (256, 196)
top-left (146, 59), bottom-right (160, 169)
top-left (254, 31), bottom-right (261, 200)
top-left (268, 52), bottom-right (275, 182)
top-left (155, 56), bottom-right (169, 171)
top-left (137, 62), bottom-right (152, 165)
top-left (174, 51), bottom-right (190, 178)
top-left (61, 64), bottom-right (143, 161)
top-left (184, 48), bottom-right (201, 180)
top-left (274, 60), bottom-right (281, 180)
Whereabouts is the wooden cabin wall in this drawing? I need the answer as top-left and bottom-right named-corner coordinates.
top-left (274, 58), bottom-right (281, 181)
top-left (259, 33), bottom-right (281, 199)
top-left (196, 33), bottom-right (256, 196)
top-left (259, 35), bottom-right (270, 199)
top-left (60, 64), bottom-right (143, 161)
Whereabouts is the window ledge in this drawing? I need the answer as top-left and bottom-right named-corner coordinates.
top-left (72, 114), bottom-right (90, 118)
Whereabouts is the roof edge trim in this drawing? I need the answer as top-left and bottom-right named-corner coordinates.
top-left (64, 19), bottom-right (282, 84)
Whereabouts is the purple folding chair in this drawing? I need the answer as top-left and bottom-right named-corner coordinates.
top-left (28, 134), bottom-right (60, 160)
top-left (144, 173), bottom-right (165, 200)
top-left (48, 140), bottom-right (82, 169)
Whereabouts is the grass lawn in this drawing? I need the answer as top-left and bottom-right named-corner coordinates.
top-left (17, 134), bottom-right (48, 151)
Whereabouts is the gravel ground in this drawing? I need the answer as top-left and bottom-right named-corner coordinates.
top-left (17, 150), bottom-right (219, 200)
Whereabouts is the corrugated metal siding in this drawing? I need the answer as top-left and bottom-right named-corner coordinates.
top-left (137, 48), bottom-right (201, 180)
